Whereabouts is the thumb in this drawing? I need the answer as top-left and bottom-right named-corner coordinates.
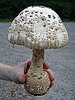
top-left (24, 59), bottom-right (31, 74)
top-left (19, 74), bottom-right (27, 84)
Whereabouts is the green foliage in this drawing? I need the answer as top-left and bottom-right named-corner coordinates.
top-left (0, 0), bottom-right (75, 21)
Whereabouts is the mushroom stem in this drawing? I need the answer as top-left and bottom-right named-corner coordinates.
top-left (25, 49), bottom-right (50, 95)
top-left (31, 49), bottom-right (44, 74)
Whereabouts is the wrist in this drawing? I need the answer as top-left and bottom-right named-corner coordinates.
top-left (0, 63), bottom-right (20, 83)
top-left (9, 67), bottom-right (20, 83)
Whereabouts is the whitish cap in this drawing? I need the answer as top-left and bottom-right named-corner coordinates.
top-left (8, 6), bottom-right (69, 49)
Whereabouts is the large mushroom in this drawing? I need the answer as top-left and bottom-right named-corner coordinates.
top-left (8, 6), bottom-right (69, 95)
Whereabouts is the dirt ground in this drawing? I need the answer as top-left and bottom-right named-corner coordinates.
top-left (0, 22), bottom-right (75, 100)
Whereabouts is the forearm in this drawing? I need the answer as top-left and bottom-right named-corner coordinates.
top-left (0, 63), bottom-right (17, 82)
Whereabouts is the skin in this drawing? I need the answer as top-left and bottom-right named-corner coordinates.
top-left (0, 59), bottom-right (55, 88)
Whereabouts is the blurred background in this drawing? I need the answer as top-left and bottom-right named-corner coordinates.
top-left (0, 0), bottom-right (75, 21)
top-left (0, 0), bottom-right (75, 100)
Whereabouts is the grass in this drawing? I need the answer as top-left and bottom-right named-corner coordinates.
top-left (0, 18), bottom-right (75, 22)
top-left (0, 18), bottom-right (13, 22)
top-left (63, 18), bottom-right (75, 22)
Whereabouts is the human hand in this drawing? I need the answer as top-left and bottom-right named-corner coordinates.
top-left (14, 59), bottom-right (55, 88)
top-left (43, 62), bottom-right (55, 87)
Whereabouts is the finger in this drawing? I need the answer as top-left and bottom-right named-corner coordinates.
top-left (26, 61), bottom-right (31, 73)
top-left (24, 59), bottom-right (31, 74)
top-left (44, 69), bottom-right (55, 82)
top-left (50, 81), bottom-right (54, 88)
top-left (43, 62), bottom-right (49, 69)
top-left (18, 74), bottom-right (27, 84)
top-left (27, 60), bottom-right (31, 68)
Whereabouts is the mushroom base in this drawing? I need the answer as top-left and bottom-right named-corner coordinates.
top-left (24, 71), bottom-right (50, 96)
top-left (24, 49), bottom-right (50, 95)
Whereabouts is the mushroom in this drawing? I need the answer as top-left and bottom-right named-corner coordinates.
top-left (8, 6), bottom-right (69, 95)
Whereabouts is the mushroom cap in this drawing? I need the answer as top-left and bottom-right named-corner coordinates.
top-left (8, 6), bottom-right (69, 49)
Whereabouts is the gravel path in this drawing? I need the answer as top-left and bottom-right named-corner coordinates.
top-left (0, 22), bottom-right (75, 100)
